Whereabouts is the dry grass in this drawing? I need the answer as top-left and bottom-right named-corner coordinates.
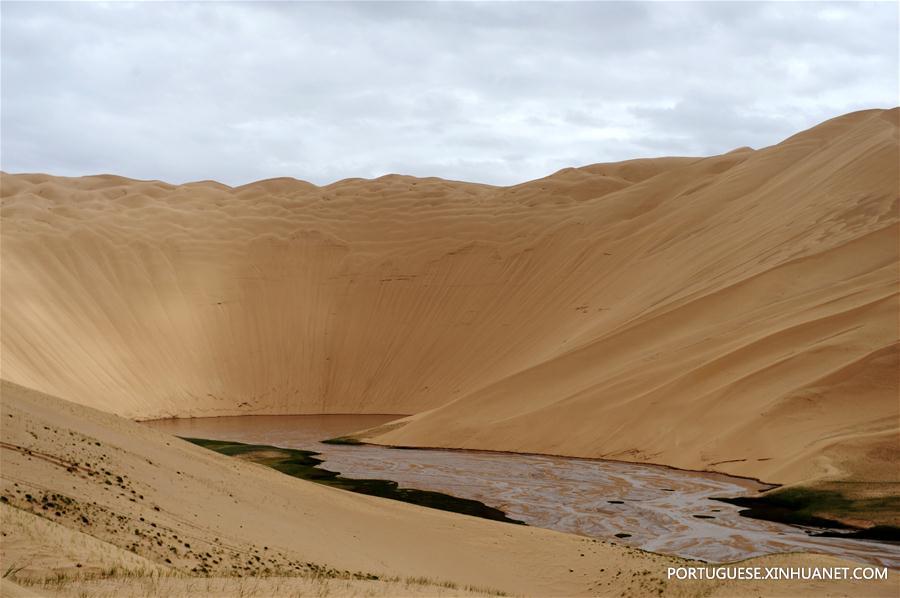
top-left (7, 568), bottom-right (507, 597)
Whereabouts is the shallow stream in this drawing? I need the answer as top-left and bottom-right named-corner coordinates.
top-left (145, 414), bottom-right (900, 568)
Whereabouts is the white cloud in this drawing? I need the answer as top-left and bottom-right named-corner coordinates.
top-left (1, 1), bottom-right (897, 186)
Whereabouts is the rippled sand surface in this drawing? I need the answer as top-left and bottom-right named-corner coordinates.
top-left (6, 112), bottom-right (899, 494)
top-left (146, 415), bottom-right (900, 568)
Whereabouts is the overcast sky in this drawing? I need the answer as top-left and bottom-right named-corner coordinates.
top-left (2, 1), bottom-right (897, 186)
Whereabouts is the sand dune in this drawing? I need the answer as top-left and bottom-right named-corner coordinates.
top-left (2, 380), bottom-right (897, 597)
top-left (1, 108), bottom-right (897, 490)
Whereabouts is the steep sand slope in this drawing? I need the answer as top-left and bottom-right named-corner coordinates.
top-left (0, 161), bottom-right (693, 419)
top-left (2, 380), bottom-right (897, 597)
top-left (361, 109), bottom-right (899, 486)
top-left (1, 109), bottom-right (897, 487)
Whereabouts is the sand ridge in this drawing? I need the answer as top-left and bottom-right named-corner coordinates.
top-left (1, 108), bottom-right (898, 489)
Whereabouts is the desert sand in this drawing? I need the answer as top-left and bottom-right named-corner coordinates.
top-left (2, 108), bottom-right (897, 491)
top-left (2, 380), bottom-right (896, 597)
top-left (0, 108), bottom-right (898, 595)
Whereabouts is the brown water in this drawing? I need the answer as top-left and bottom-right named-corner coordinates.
top-left (145, 415), bottom-right (900, 568)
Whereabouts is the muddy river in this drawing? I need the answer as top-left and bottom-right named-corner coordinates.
top-left (145, 415), bottom-right (899, 568)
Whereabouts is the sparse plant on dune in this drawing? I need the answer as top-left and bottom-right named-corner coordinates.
top-left (2, 561), bottom-right (27, 579)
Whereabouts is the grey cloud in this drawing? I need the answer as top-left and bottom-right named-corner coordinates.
top-left (1, 1), bottom-right (896, 186)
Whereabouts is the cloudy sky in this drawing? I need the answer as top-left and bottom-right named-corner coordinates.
top-left (2, 1), bottom-right (897, 186)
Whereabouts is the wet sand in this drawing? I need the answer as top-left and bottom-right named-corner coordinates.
top-left (146, 415), bottom-right (900, 568)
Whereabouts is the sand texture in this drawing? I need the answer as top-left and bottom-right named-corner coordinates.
top-left (2, 380), bottom-right (897, 597)
top-left (1, 108), bottom-right (898, 489)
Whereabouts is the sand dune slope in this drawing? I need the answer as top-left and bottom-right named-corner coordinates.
top-left (2, 380), bottom-right (897, 597)
top-left (1, 109), bottom-right (898, 486)
top-left (361, 109), bottom-right (900, 486)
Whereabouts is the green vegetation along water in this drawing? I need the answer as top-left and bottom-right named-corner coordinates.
top-left (716, 488), bottom-right (900, 542)
top-left (184, 437), bottom-right (524, 525)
